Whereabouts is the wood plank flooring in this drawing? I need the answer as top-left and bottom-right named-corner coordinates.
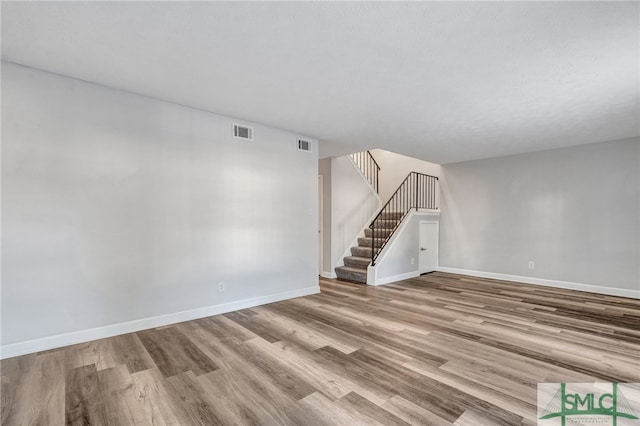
top-left (2, 272), bottom-right (639, 425)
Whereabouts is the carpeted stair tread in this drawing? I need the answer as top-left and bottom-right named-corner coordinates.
top-left (335, 266), bottom-right (367, 284)
top-left (351, 246), bottom-right (373, 257)
top-left (373, 219), bottom-right (400, 228)
top-left (357, 237), bottom-right (386, 247)
top-left (379, 211), bottom-right (404, 219)
top-left (344, 256), bottom-right (371, 268)
top-left (364, 228), bottom-right (394, 238)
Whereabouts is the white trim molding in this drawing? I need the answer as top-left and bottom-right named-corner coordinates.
top-left (0, 285), bottom-right (320, 360)
top-left (368, 270), bottom-right (420, 286)
top-left (437, 267), bottom-right (640, 299)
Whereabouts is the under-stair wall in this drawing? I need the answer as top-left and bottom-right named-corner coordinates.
top-left (368, 211), bottom-right (440, 285)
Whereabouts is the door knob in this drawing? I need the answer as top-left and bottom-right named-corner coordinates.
top-left (420, 248), bottom-right (427, 251)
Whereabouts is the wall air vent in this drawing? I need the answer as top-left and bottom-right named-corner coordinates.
top-left (298, 139), bottom-right (311, 152)
top-left (233, 124), bottom-right (253, 141)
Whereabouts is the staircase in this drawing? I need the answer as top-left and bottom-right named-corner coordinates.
top-left (333, 150), bottom-right (439, 285)
top-left (335, 212), bottom-right (402, 283)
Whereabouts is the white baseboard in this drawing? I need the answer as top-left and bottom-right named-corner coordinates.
top-left (371, 270), bottom-right (420, 286)
top-left (436, 267), bottom-right (640, 299)
top-left (0, 285), bottom-right (320, 360)
top-left (320, 271), bottom-right (337, 279)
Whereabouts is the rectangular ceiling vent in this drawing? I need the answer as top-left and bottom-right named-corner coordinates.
top-left (233, 124), bottom-right (253, 141)
top-left (298, 139), bottom-right (311, 152)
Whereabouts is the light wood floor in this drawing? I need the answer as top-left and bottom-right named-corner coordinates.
top-left (2, 272), bottom-right (639, 425)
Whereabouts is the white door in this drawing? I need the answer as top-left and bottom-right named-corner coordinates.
top-left (318, 175), bottom-right (323, 274)
top-left (419, 221), bottom-right (438, 273)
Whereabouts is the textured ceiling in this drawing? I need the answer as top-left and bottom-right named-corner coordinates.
top-left (2, 2), bottom-right (638, 163)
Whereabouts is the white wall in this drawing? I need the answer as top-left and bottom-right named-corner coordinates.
top-left (1, 62), bottom-right (319, 355)
top-left (370, 212), bottom-right (440, 285)
top-left (439, 138), bottom-right (640, 295)
top-left (370, 149), bottom-right (441, 203)
top-left (330, 156), bottom-right (380, 269)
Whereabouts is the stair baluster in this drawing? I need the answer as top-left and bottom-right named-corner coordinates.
top-left (369, 172), bottom-right (438, 266)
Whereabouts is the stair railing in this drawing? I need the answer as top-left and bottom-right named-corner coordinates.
top-left (369, 172), bottom-right (438, 266)
top-left (349, 151), bottom-right (380, 194)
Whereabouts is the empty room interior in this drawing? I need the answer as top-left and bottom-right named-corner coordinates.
top-left (1, 2), bottom-right (639, 425)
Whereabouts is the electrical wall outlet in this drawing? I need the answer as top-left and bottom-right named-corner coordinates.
top-left (528, 261), bottom-right (535, 270)
top-left (219, 282), bottom-right (225, 292)
top-left (410, 257), bottom-right (415, 265)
